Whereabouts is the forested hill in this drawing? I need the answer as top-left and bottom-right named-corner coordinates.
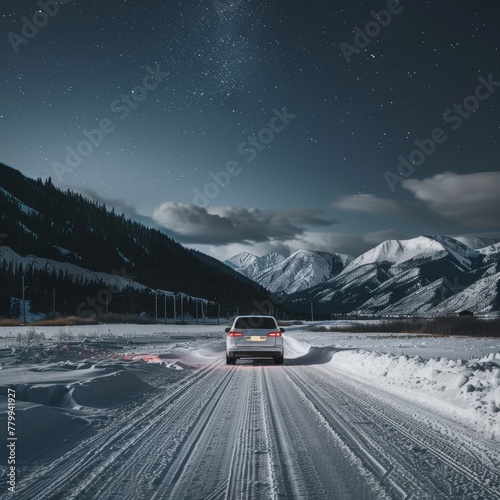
top-left (0, 163), bottom-right (272, 317)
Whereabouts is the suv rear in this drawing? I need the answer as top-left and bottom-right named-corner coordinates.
top-left (225, 315), bottom-right (285, 365)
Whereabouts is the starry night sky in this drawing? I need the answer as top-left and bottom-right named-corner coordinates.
top-left (1, 0), bottom-right (499, 260)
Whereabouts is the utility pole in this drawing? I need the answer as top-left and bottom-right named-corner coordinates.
top-left (155, 290), bottom-right (158, 323)
top-left (180, 293), bottom-right (184, 323)
top-left (196, 299), bottom-right (199, 325)
top-left (311, 302), bottom-right (314, 322)
top-left (173, 295), bottom-right (177, 323)
top-left (217, 304), bottom-right (221, 325)
top-left (164, 294), bottom-right (166, 324)
top-left (52, 288), bottom-right (56, 317)
top-left (22, 276), bottom-right (26, 323)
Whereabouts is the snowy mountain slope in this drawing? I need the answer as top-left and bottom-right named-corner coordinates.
top-left (257, 250), bottom-right (352, 293)
top-left (242, 253), bottom-right (286, 281)
top-left (287, 263), bottom-right (393, 314)
top-left (342, 236), bottom-right (445, 273)
top-left (0, 186), bottom-right (41, 217)
top-left (427, 271), bottom-right (500, 314)
top-left (0, 246), bottom-right (220, 316)
top-left (351, 268), bottom-right (423, 315)
top-left (453, 235), bottom-right (500, 249)
top-left (426, 235), bottom-right (481, 271)
top-left (224, 252), bottom-right (259, 270)
top-left (226, 249), bottom-right (353, 294)
top-left (0, 246), bottom-right (147, 292)
top-left (1, 163), bottom-right (275, 315)
top-left (281, 235), bottom-right (498, 315)
top-left (225, 252), bottom-right (285, 280)
top-left (478, 242), bottom-right (500, 260)
top-left (378, 278), bottom-right (452, 316)
top-left (342, 235), bottom-right (480, 275)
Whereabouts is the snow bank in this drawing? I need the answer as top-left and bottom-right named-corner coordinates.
top-left (0, 357), bottom-right (170, 466)
top-left (0, 396), bottom-right (89, 465)
top-left (62, 369), bottom-right (154, 409)
top-left (331, 349), bottom-right (500, 439)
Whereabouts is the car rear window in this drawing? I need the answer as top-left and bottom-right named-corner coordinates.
top-left (234, 317), bottom-right (278, 329)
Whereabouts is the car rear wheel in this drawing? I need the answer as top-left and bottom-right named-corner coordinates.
top-left (226, 356), bottom-right (235, 365)
top-left (274, 356), bottom-right (284, 365)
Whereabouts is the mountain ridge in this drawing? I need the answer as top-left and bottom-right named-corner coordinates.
top-left (0, 163), bottom-right (274, 318)
top-left (226, 235), bottom-right (500, 315)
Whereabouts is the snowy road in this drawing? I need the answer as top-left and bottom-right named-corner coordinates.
top-left (7, 335), bottom-right (500, 500)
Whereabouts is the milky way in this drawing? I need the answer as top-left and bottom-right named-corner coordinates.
top-left (1, 1), bottom-right (499, 259)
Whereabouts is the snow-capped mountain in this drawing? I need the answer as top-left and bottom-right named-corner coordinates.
top-left (224, 252), bottom-right (259, 270)
top-left (228, 235), bottom-right (500, 316)
top-left (342, 236), bottom-right (444, 272)
top-left (225, 252), bottom-right (285, 281)
top-left (256, 250), bottom-right (352, 294)
top-left (288, 235), bottom-right (496, 315)
top-left (225, 249), bottom-right (353, 294)
top-left (343, 235), bottom-right (479, 274)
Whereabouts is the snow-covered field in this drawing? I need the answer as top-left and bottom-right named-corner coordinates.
top-left (1, 322), bottom-right (499, 499)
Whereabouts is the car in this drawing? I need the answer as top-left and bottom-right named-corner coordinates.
top-left (225, 315), bottom-right (285, 365)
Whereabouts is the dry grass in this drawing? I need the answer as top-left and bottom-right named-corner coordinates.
top-left (0, 313), bottom-right (153, 326)
top-left (30, 316), bottom-right (99, 326)
top-left (0, 318), bottom-right (22, 326)
top-left (277, 320), bottom-right (303, 327)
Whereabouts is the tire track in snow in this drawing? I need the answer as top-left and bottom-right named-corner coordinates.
top-left (262, 366), bottom-right (385, 499)
top-left (9, 360), bottom-right (229, 500)
top-left (323, 366), bottom-right (500, 498)
top-left (7, 345), bottom-right (499, 500)
top-left (149, 365), bottom-right (244, 500)
top-left (261, 368), bottom-right (328, 499)
top-left (225, 366), bottom-right (276, 500)
top-left (285, 367), bottom-right (418, 498)
top-left (287, 363), bottom-right (500, 499)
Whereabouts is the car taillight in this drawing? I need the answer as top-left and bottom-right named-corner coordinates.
top-left (228, 331), bottom-right (243, 337)
top-left (268, 331), bottom-right (282, 337)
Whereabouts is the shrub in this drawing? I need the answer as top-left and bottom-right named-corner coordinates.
top-left (17, 327), bottom-right (45, 345)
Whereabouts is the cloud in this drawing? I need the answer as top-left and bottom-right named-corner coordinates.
top-left (333, 194), bottom-right (405, 216)
top-left (402, 172), bottom-right (500, 228)
top-left (190, 229), bottom-right (408, 261)
top-left (151, 203), bottom-right (335, 245)
top-left (362, 229), bottom-right (408, 245)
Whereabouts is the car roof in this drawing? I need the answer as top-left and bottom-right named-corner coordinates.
top-left (235, 315), bottom-right (275, 319)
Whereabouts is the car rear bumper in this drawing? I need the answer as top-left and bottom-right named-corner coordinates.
top-left (227, 347), bottom-right (284, 359)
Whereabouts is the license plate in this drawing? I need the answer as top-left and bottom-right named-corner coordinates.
top-left (246, 336), bottom-right (267, 341)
